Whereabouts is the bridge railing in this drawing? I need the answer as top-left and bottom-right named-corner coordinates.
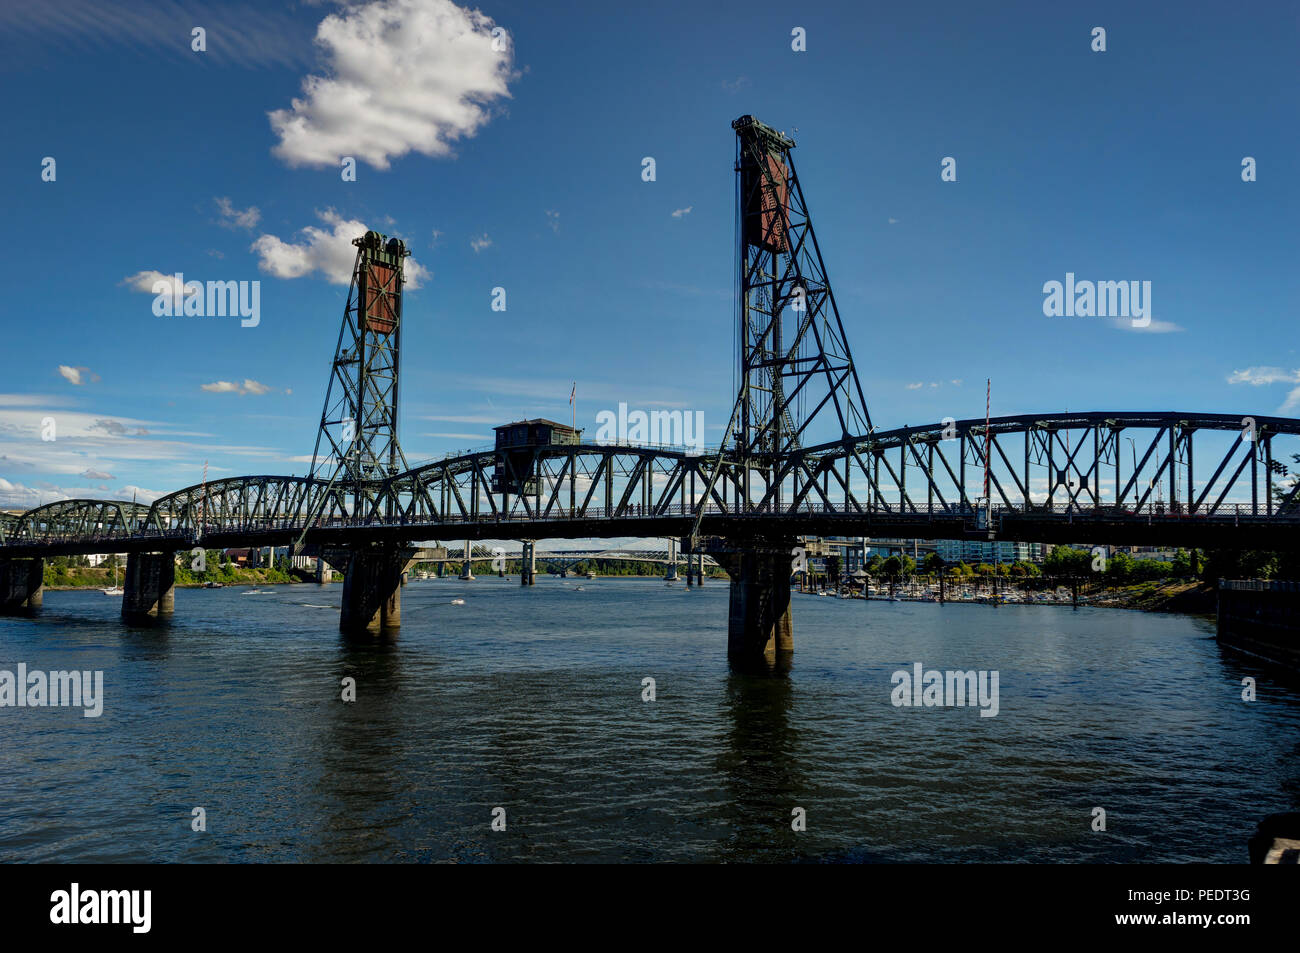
top-left (161, 499), bottom-right (1300, 531)
top-left (4, 500), bottom-right (1296, 550)
top-left (295, 499), bottom-right (1299, 526)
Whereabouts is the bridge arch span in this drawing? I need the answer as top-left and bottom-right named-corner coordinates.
top-left (8, 498), bottom-right (153, 545)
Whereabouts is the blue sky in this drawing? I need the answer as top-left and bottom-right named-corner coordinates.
top-left (1, 0), bottom-right (1296, 512)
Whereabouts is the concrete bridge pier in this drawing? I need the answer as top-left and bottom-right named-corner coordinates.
top-left (709, 540), bottom-right (796, 673)
top-left (0, 558), bottom-right (44, 613)
top-left (520, 540), bottom-right (536, 586)
top-left (459, 540), bottom-right (474, 580)
top-left (695, 552), bottom-right (705, 585)
top-left (122, 551), bottom-right (175, 621)
top-left (340, 546), bottom-right (413, 636)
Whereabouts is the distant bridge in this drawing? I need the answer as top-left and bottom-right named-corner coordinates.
top-left (409, 546), bottom-right (721, 576)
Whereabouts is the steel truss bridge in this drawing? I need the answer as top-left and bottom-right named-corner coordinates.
top-left (4, 409), bottom-right (1297, 558)
top-left (2, 114), bottom-right (1297, 655)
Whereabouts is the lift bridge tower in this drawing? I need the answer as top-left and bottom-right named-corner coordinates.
top-left (730, 114), bottom-right (872, 506)
top-left (309, 230), bottom-right (412, 519)
top-left (697, 116), bottom-right (876, 671)
top-left (308, 230), bottom-right (416, 636)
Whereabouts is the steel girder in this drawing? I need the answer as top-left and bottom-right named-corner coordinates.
top-left (9, 499), bottom-right (153, 545)
top-left (2, 413), bottom-right (1298, 553)
top-left (383, 444), bottom-right (729, 526)
top-left (142, 475), bottom-right (351, 538)
top-left (797, 411), bottom-right (1300, 521)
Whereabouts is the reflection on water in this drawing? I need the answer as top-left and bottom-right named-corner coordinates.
top-left (1, 577), bottom-right (1297, 862)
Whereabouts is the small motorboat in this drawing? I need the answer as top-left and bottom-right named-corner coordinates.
top-left (450, 598), bottom-right (465, 605)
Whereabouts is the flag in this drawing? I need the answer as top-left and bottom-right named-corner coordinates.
top-left (569, 383), bottom-right (575, 405)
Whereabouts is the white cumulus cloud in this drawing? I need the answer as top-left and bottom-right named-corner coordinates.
top-left (269, 0), bottom-right (516, 170)
top-left (121, 270), bottom-right (194, 311)
top-left (252, 209), bottom-right (429, 288)
top-left (57, 365), bottom-right (97, 386)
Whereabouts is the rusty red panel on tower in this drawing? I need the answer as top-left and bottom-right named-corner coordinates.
top-left (742, 150), bottom-right (790, 253)
top-left (363, 261), bottom-right (398, 335)
top-left (760, 153), bottom-right (789, 253)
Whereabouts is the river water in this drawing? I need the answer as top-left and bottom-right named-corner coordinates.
top-left (1, 576), bottom-right (1295, 863)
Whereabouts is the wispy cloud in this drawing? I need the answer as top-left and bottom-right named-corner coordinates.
top-left (1108, 317), bottom-right (1183, 334)
top-left (1227, 366), bottom-right (1300, 386)
top-left (201, 380), bottom-right (272, 396)
top-left (0, 0), bottom-right (313, 70)
top-left (417, 414), bottom-right (501, 424)
top-left (1227, 366), bottom-right (1300, 415)
top-left (215, 197), bottom-right (261, 230)
top-left (470, 233), bottom-right (493, 253)
top-left (671, 206), bottom-right (693, 219)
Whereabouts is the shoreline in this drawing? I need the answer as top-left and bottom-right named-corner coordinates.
top-left (42, 574), bottom-right (1218, 614)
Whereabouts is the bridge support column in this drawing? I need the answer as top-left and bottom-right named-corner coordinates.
top-left (459, 540), bottom-right (474, 580)
top-left (340, 546), bottom-right (411, 636)
top-left (712, 541), bottom-right (795, 673)
top-left (521, 540), bottom-right (536, 586)
top-left (0, 558), bottom-right (44, 613)
top-left (696, 552), bottom-right (704, 585)
top-left (122, 552), bottom-right (174, 621)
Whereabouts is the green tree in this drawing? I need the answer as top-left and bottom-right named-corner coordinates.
top-left (1170, 549), bottom-right (1191, 576)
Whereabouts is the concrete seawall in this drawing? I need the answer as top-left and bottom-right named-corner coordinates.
top-left (1217, 579), bottom-right (1300, 670)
